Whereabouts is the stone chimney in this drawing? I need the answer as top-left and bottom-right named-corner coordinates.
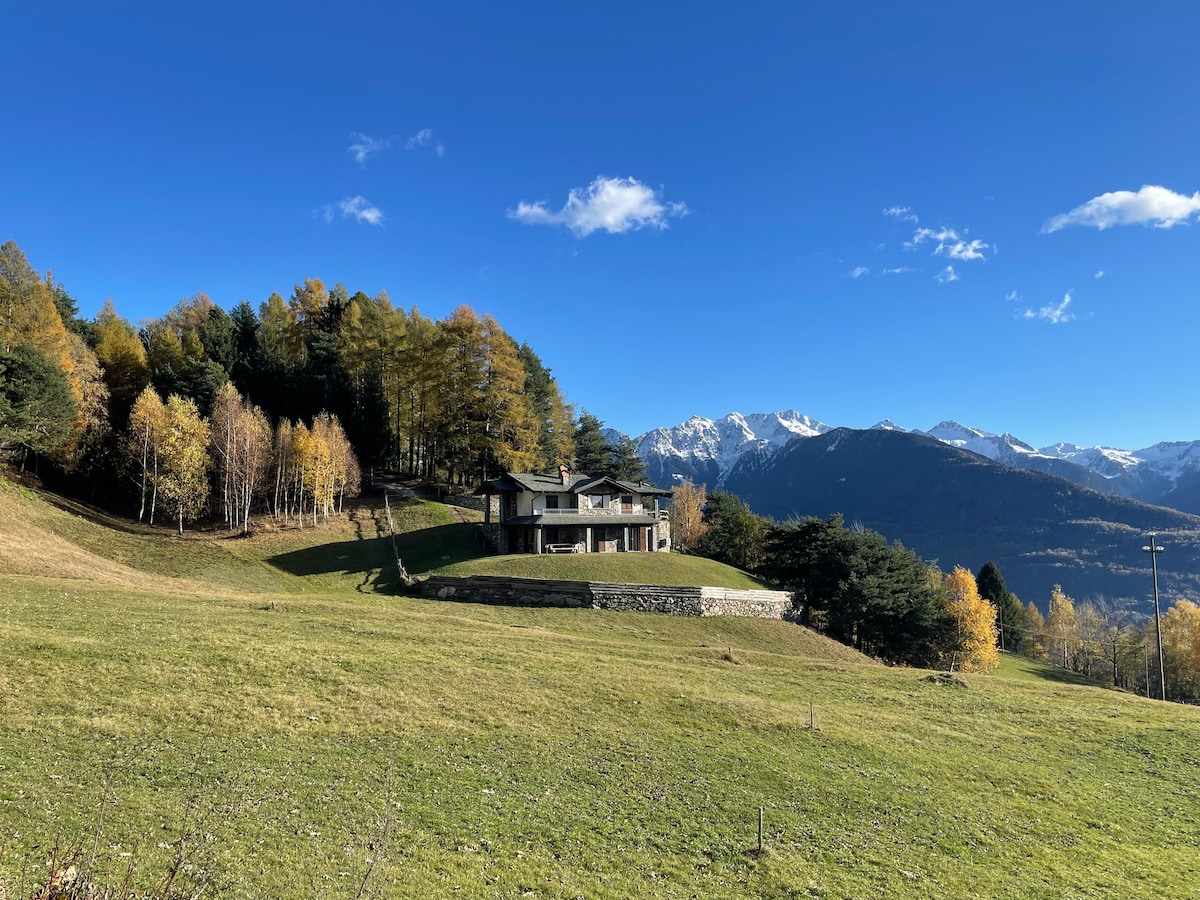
top-left (558, 463), bottom-right (571, 486)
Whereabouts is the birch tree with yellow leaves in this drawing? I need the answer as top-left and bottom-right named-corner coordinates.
top-left (157, 395), bottom-right (211, 535)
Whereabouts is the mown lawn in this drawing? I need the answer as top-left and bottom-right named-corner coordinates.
top-left (428, 551), bottom-right (773, 590)
top-left (1, 482), bottom-right (1198, 898)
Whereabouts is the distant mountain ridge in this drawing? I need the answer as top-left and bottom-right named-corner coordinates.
top-left (718, 427), bottom-right (1200, 608)
top-left (635, 411), bottom-right (1200, 515)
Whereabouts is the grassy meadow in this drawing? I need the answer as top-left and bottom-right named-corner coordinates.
top-left (428, 550), bottom-right (773, 589)
top-left (1, 479), bottom-right (1198, 898)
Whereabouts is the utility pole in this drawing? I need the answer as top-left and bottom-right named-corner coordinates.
top-left (1142, 533), bottom-right (1166, 701)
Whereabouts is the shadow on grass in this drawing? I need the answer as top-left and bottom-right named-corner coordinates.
top-left (265, 523), bottom-right (489, 592)
top-left (394, 523), bottom-right (489, 574)
top-left (266, 536), bottom-right (398, 592)
top-left (998, 653), bottom-right (1116, 689)
top-left (39, 491), bottom-right (166, 536)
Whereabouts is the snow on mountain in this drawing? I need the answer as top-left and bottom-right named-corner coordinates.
top-left (1040, 440), bottom-right (1200, 483)
top-left (1129, 441), bottom-right (1200, 481)
top-left (924, 420), bottom-right (988, 446)
top-left (635, 410), bottom-right (830, 485)
top-left (919, 421), bottom-right (1050, 466)
top-left (1039, 443), bottom-right (1140, 479)
top-left (634, 410), bottom-right (1200, 512)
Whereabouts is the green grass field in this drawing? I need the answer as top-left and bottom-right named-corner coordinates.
top-left (1, 479), bottom-right (1198, 898)
top-left (428, 550), bottom-right (773, 589)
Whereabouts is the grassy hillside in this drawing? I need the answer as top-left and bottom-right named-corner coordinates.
top-left (1, 479), bottom-right (1198, 898)
top-left (428, 551), bottom-right (774, 589)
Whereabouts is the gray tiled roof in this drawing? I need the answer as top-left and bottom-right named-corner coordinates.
top-left (479, 471), bottom-right (672, 497)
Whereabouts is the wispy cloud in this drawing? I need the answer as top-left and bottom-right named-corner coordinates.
top-left (405, 128), bottom-right (431, 149)
top-left (866, 206), bottom-right (988, 282)
top-left (1043, 185), bottom-right (1200, 232)
top-left (848, 266), bottom-right (870, 279)
top-left (348, 132), bottom-right (390, 166)
top-left (883, 205), bottom-right (919, 223)
top-left (938, 238), bottom-right (989, 261)
top-left (508, 176), bottom-right (689, 237)
top-left (1094, 270), bottom-right (1105, 279)
top-left (1005, 290), bottom-right (1020, 302)
top-left (1022, 291), bottom-right (1074, 324)
top-left (907, 227), bottom-right (990, 261)
top-left (405, 127), bottom-right (445, 156)
top-left (318, 196), bottom-right (385, 227)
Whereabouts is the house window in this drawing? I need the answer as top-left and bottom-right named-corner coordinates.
top-left (546, 495), bottom-right (559, 510)
top-left (588, 493), bottom-right (606, 509)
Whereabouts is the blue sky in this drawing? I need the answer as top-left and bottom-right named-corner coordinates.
top-left (5, 1), bottom-right (1198, 451)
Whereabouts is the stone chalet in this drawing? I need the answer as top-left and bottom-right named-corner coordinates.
top-left (476, 464), bottom-right (673, 554)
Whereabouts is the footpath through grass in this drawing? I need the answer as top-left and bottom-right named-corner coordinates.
top-left (1, 482), bottom-right (1198, 898)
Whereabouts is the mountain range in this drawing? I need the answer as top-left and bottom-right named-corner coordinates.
top-left (636, 411), bottom-right (1200, 516)
top-left (631, 412), bottom-right (1200, 608)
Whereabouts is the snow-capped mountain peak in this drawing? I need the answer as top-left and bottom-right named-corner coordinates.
top-left (924, 420), bottom-right (991, 445)
top-left (635, 410), bottom-right (831, 486)
top-left (633, 409), bottom-right (1200, 514)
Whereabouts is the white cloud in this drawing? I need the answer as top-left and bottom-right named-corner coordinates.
top-left (1042, 185), bottom-right (1200, 232)
top-left (1022, 291), bottom-right (1074, 324)
top-left (508, 176), bottom-right (689, 237)
top-left (340, 196), bottom-right (384, 226)
top-left (848, 266), bottom-right (870, 279)
top-left (906, 227), bottom-right (960, 250)
top-left (880, 266), bottom-right (913, 276)
top-left (405, 128), bottom-right (444, 155)
top-left (1094, 270), bottom-right (1105, 279)
top-left (883, 205), bottom-right (919, 223)
top-left (938, 238), bottom-right (989, 261)
top-left (348, 132), bottom-right (389, 166)
top-left (318, 196), bottom-right (385, 226)
top-left (935, 265), bottom-right (959, 284)
top-left (1005, 290), bottom-right (1020, 302)
top-left (405, 128), bottom-right (432, 148)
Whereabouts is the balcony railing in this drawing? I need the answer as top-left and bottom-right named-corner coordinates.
top-left (535, 507), bottom-right (669, 519)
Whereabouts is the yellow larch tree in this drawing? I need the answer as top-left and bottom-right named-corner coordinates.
top-left (61, 333), bottom-right (110, 472)
top-left (1022, 600), bottom-right (1047, 660)
top-left (1160, 599), bottom-right (1200, 701)
top-left (1044, 585), bottom-right (1081, 671)
top-left (942, 565), bottom-right (1000, 673)
top-left (670, 480), bottom-right (709, 554)
top-left (93, 298), bottom-right (150, 422)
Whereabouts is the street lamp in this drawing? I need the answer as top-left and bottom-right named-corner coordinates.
top-left (1142, 533), bottom-right (1166, 701)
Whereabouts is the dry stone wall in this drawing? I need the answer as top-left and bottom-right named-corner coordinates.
top-left (414, 575), bottom-right (792, 619)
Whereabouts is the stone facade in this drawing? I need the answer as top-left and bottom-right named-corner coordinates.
top-left (413, 575), bottom-right (792, 619)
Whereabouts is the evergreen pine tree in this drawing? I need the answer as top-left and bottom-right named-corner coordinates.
top-left (573, 410), bottom-right (611, 475)
top-left (609, 435), bottom-right (647, 482)
top-left (977, 560), bottom-right (1024, 652)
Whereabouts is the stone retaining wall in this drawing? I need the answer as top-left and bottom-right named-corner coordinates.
top-left (414, 575), bottom-right (792, 619)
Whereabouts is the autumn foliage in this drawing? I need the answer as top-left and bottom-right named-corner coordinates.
top-left (941, 566), bottom-right (1000, 673)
